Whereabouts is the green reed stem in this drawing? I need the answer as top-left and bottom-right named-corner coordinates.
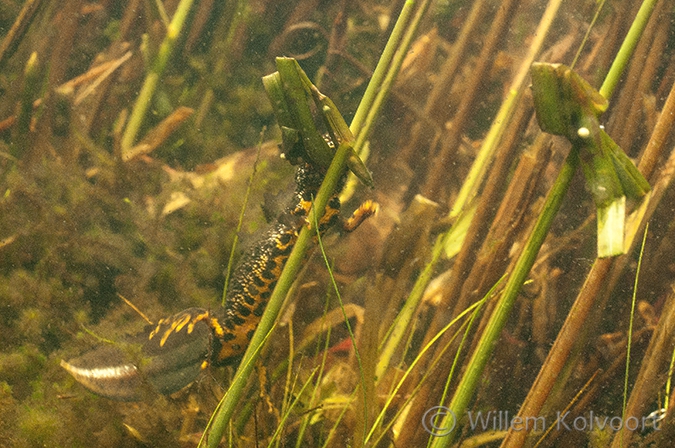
top-left (377, 0), bottom-right (563, 385)
top-left (431, 0), bottom-right (658, 445)
top-left (349, 0), bottom-right (415, 138)
top-left (598, 0), bottom-right (659, 100)
top-left (352, 0), bottom-right (432, 155)
top-left (120, 0), bottom-right (195, 157)
top-left (431, 150), bottom-right (579, 448)
top-left (376, 232), bottom-right (445, 380)
top-left (201, 142), bottom-right (352, 448)
top-left (203, 0), bottom-right (435, 443)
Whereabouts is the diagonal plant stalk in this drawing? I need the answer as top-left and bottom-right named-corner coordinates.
top-left (0, 0), bottom-right (45, 72)
top-left (221, 135), bottom-right (264, 306)
top-left (347, 0), bottom-right (417, 138)
top-left (199, 2), bottom-right (431, 444)
top-left (620, 225), bottom-right (648, 437)
top-left (312, 193), bottom-right (370, 445)
top-left (432, 150), bottom-right (579, 448)
top-left (365, 286), bottom-right (492, 445)
top-left (430, 0), bottom-right (659, 446)
top-left (293, 295), bottom-right (333, 448)
top-left (267, 367), bottom-right (319, 448)
top-left (606, 85), bottom-right (675, 447)
top-left (120, 0), bottom-right (196, 157)
top-left (498, 1), bottom-right (661, 447)
top-left (200, 138), bottom-right (354, 448)
top-left (376, 0), bottom-right (563, 384)
top-left (351, 0), bottom-right (433, 157)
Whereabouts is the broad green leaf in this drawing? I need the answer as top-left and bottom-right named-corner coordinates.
top-left (530, 62), bottom-right (650, 257)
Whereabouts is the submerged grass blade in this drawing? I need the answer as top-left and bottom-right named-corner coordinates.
top-left (313, 198), bottom-right (369, 444)
top-left (365, 290), bottom-right (491, 445)
top-left (620, 224), bottom-right (648, 444)
top-left (294, 297), bottom-right (333, 448)
top-left (268, 367), bottom-right (318, 448)
top-left (431, 150), bottom-right (579, 448)
top-left (377, 0), bottom-right (564, 393)
top-left (222, 131), bottom-right (264, 306)
top-left (378, 0), bottom-right (561, 384)
top-left (120, 0), bottom-right (196, 156)
top-left (376, 232), bottom-right (445, 381)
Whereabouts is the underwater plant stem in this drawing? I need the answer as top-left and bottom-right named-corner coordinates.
top-left (399, 0), bottom-right (485, 163)
top-left (0, 0), bottom-right (45, 72)
top-left (611, 291), bottom-right (675, 447)
top-left (205, 1), bottom-right (432, 441)
top-left (203, 0), bottom-right (429, 439)
top-left (504, 93), bottom-right (675, 448)
top-left (315, 210), bottom-right (370, 446)
top-left (120, 0), bottom-right (196, 156)
top-left (423, 0), bottom-right (518, 198)
top-left (621, 225), bottom-right (648, 434)
top-left (449, 0), bottom-right (563, 219)
top-left (498, 1), bottom-right (660, 446)
top-left (609, 264), bottom-right (675, 448)
top-left (376, 232), bottom-right (445, 380)
top-left (378, 0), bottom-right (562, 396)
top-left (201, 142), bottom-right (352, 448)
top-left (348, 0), bottom-right (416, 138)
top-left (268, 368), bottom-right (318, 448)
top-left (366, 291), bottom-right (492, 445)
top-left (606, 114), bottom-right (675, 447)
top-left (617, 5), bottom-right (667, 150)
top-left (639, 60), bottom-right (675, 179)
top-left (430, 149), bottom-right (580, 448)
top-left (569, 0), bottom-right (607, 69)
top-left (352, 0), bottom-right (432, 156)
top-left (435, 2), bottom-right (658, 438)
top-left (598, 0), bottom-right (659, 100)
top-left (194, 0), bottom-right (249, 129)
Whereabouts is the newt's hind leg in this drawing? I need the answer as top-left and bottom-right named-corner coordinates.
top-left (342, 200), bottom-right (379, 232)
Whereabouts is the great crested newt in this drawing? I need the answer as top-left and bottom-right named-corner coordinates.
top-left (61, 151), bottom-right (377, 401)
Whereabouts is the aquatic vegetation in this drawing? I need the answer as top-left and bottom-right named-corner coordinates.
top-left (0, 1), bottom-right (674, 447)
